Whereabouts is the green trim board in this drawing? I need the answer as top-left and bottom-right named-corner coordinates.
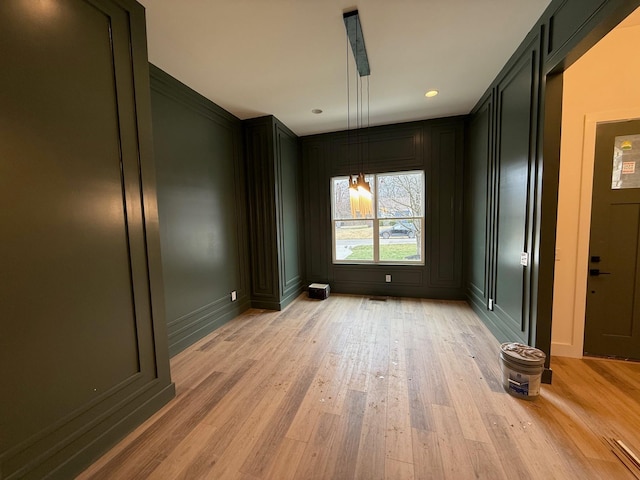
top-left (541, 0), bottom-right (640, 73)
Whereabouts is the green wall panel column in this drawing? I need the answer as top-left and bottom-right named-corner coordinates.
top-left (493, 33), bottom-right (540, 344)
top-left (465, 93), bottom-right (493, 308)
top-left (244, 116), bottom-right (305, 310)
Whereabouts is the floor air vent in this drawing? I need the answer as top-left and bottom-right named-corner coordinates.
top-left (369, 296), bottom-right (387, 301)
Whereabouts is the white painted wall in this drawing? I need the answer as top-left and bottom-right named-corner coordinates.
top-left (551, 10), bottom-right (640, 358)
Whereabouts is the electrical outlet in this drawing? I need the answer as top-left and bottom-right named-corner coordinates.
top-left (231, 291), bottom-right (237, 301)
top-left (385, 274), bottom-right (391, 283)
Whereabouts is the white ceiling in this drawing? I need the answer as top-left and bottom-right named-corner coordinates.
top-left (139, 0), bottom-right (553, 136)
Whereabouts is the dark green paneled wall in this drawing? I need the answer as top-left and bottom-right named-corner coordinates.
top-left (301, 117), bottom-right (465, 299)
top-left (277, 125), bottom-right (305, 298)
top-left (492, 33), bottom-right (540, 344)
top-left (465, 0), bottom-right (640, 381)
top-left (244, 116), bottom-right (305, 310)
top-left (0, 1), bottom-right (174, 478)
top-left (465, 94), bottom-right (491, 306)
top-left (4, 0), bottom-right (636, 476)
top-left (150, 65), bottom-right (250, 356)
top-left (429, 125), bottom-right (464, 289)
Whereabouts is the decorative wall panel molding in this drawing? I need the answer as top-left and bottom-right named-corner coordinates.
top-left (0, 1), bottom-right (174, 477)
top-left (465, 0), bottom-right (640, 383)
top-left (244, 116), bottom-right (305, 310)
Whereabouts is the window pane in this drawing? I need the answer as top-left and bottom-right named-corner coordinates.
top-left (334, 220), bottom-right (373, 261)
top-left (379, 219), bottom-right (422, 263)
top-left (332, 176), bottom-right (375, 220)
top-left (612, 134), bottom-right (640, 189)
top-left (332, 177), bottom-right (351, 220)
top-left (377, 171), bottom-right (424, 218)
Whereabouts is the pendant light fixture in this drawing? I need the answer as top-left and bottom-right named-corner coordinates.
top-left (344, 10), bottom-right (372, 218)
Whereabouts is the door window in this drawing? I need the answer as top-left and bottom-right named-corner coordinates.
top-left (611, 134), bottom-right (640, 189)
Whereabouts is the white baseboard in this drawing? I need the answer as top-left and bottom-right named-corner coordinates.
top-left (551, 342), bottom-right (583, 359)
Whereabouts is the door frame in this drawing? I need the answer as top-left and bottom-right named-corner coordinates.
top-left (553, 108), bottom-right (640, 358)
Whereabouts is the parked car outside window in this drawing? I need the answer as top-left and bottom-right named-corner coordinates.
top-left (379, 222), bottom-right (416, 239)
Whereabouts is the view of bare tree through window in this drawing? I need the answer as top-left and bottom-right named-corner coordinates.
top-left (332, 171), bottom-right (424, 263)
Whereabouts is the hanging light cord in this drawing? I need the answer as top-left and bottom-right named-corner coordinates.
top-left (367, 75), bottom-right (371, 180)
top-left (346, 31), bottom-right (350, 164)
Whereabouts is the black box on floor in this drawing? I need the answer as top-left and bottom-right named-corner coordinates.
top-left (308, 283), bottom-right (330, 300)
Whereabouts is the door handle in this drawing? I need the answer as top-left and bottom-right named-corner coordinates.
top-left (589, 269), bottom-right (611, 276)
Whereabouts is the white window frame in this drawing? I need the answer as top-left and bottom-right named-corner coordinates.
top-left (331, 170), bottom-right (425, 265)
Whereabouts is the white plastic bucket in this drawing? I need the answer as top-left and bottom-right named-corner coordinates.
top-left (499, 342), bottom-right (546, 399)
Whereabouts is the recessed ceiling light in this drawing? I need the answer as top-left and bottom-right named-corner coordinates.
top-left (425, 90), bottom-right (439, 98)
top-left (312, 108), bottom-right (323, 114)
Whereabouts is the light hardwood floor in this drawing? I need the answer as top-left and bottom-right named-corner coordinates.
top-left (78, 294), bottom-right (640, 479)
